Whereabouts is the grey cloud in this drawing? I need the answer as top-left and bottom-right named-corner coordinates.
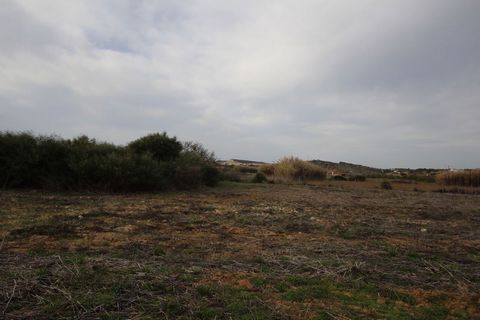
top-left (0, 0), bottom-right (479, 168)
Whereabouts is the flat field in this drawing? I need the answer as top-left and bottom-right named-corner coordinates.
top-left (1, 182), bottom-right (479, 319)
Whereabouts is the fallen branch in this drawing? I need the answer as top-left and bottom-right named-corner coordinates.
top-left (2, 279), bottom-right (17, 315)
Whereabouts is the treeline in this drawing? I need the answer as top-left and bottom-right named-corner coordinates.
top-left (437, 170), bottom-right (480, 188)
top-left (0, 132), bottom-right (219, 192)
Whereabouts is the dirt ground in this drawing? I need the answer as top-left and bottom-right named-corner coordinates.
top-left (1, 181), bottom-right (479, 319)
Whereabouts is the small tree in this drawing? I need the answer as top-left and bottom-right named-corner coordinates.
top-left (182, 141), bottom-right (216, 163)
top-left (128, 132), bottom-right (182, 162)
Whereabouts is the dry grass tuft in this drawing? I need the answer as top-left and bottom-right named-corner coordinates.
top-left (436, 170), bottom-right (480, 187)
top-left (273, 157), bottom-right (326, 183)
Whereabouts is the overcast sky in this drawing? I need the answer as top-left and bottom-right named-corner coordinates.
top-left (1, 0), bottom-right (479, 168)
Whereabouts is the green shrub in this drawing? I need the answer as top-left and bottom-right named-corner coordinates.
top-left (0, 131), bottom-right (39, 188)
top-left (128, 132), bottom-right (182, 161)
top-left (252, 172), bottom-right (267, 183)
top-left (174, 165), bottom-right (203, 189)
top-left (0, 131), bottom-right (217, 192)
top-left (182, 141), bottom-right (216, 163)
top-left (202, 165), bottom-right (220, 187)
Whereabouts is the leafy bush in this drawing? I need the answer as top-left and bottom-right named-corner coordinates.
top-left (182, 141), bottom-right (216, 163)
top-left (202, 165), bottom-right (220, 187)
top-left (0, 131), bottom-right (39, 188)
top-left (174, 165), bottom-right (203, 189)
top-left (252, 172), bottom-right (267, 183)
top-left (128, 132), bottom-right (182, 161)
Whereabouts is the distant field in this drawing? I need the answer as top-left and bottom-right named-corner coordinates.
top-left (1, 182), bottom-right (479, 319)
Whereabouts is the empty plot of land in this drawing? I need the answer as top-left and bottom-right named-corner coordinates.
top-left (1, 183), bottom-right (479, 319)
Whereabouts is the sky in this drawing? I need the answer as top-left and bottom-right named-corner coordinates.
top-left (1, 0), bottom-right (479, 168)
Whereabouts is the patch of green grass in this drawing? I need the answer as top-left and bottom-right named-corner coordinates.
top-left (385, 246), bottom-right (401, 257)
top-left (327, 281), bottom-right (416, 319)
top-left (406, 249), bottom-right (421, 259)
top-left (283, 288), bottom-right (308, 301)
top-left (222, 287), bottom-right (271, 319)
top-left (281, 276), bottom-right (333, 302)
top-left (196, 285), bottom-right (214, 297)
top-left (388, 289), bottom-right (416, 305)
top-left (417, 305), bottom-right (449, 319)
top-left (274, 282), bottom-right (289, 293)
top-left (193, 305), bottom-right (223, 319)
top-left (250, 277), bottom-right (267, 288)
top-left (153, 246), bottom-right (166, 256)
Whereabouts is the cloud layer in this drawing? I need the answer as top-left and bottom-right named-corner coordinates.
top-left (1, 0), bottom-right (479, 168)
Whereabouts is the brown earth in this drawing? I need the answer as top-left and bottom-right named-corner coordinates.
top-left (0, 181), bottom-right (479, 319)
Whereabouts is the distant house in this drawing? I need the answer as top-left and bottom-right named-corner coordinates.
top-left (218, 159), bottom-right (267, 167)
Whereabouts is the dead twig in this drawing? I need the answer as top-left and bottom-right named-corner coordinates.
top-left (0, 233), bottom-right (7, 251)
top-left (324, 310), bottom-right (351, 320)
top-left (437, 263), bottom-right (454, 277)
top-left (56, 255), bottom-right (78, 276)
top-left (2, 279), bottom-right (17, 315)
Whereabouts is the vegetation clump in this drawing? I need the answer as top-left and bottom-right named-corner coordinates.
top-left (259, 164), bottom-right (275, 175)
top-left (0, 131), bottom-right (219, 192)
top-left (273, 157), bottom-right (326, 183)
top-left (252, 172), bottom-right (267, 183)
top-left (436, 170), bottom-right (480, 187)
top-left (381, 181), bottom-right (393, 190)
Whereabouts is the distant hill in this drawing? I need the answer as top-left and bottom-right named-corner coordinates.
top-left (218, 159), bottom-right (267, 166)
top-left (310, 160), bottom-right (384, 176)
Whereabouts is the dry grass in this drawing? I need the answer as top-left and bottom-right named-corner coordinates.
top-left (259, 164), bottom-right (275, 176)
top-left (271, 157), bottom-right (326, 183)
top-left (437, 170), bottom-right (480, 187)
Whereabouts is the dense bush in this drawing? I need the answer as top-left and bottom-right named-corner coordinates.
top-left (128, 132), bottom-right (182, 161)
top-left (273, 157), bottom-right (326, 182)
top-left (252, 172), bottom-right (267, 183)
top-left (0, 131), bottom-right (218, 192)
top-left (0, 132), bottom-right (39, 188)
